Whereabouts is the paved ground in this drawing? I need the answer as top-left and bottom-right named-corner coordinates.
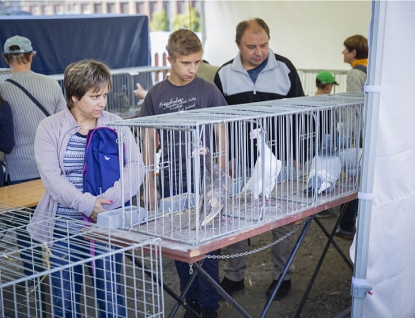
top-left (162, 206), bottom-right (354, 318)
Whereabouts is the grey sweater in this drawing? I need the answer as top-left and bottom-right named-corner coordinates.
top-left (0, 71), bottom-right (66, 182)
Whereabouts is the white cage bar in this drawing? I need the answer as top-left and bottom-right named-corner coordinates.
top-left (0, 202), bottom-right (164, 318)
top-left (106, 92), bottom-right (364, 246)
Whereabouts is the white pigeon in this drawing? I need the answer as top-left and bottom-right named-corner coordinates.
top-left (304, 134), bottom-right (342, 195)
top-left (193, 146), bottom-right (232, 227)
top-left (240, 128), bottom-right (282, 203)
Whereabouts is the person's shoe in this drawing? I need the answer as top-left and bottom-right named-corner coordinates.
top-left (183, 299), bottom-right (200, 318)
top-left (266, 278), bottom-right (291, 301)
top-left (201, 307), bottom-right (218, 318)
top-left (334, 228), bottom-right (355, 240)
top-left (220, 277), bottom-right (245, 297)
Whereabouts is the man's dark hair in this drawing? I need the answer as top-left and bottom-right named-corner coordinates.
top-left (235, 18), bottom-right (270, 45)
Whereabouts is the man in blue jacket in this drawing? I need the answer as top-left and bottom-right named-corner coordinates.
top-left (214, 18), bottom-right (304, 301)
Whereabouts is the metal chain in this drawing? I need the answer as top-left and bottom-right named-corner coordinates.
top-left (205, 217), bottom-right (311, 260)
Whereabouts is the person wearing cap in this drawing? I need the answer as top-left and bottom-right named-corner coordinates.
top-left (315, 71), bottom-right (338, 95)
top-left (0, 35), bottom-right (66, 277)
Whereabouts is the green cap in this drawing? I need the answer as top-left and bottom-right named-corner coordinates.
top-left (316, 71), bottom-right (338, 85)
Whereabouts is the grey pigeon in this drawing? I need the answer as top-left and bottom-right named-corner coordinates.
top-left (338, 135), bottom-right (362, 177)
top-left (194, 146), bottom-right (232, 227)
top-left (240, 128), bottom-right (282, 202)
top-left (304, 134), bottom-right (342, 195)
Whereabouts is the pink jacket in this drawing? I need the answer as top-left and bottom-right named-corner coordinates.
top-left (28, 108), bottom-right (144, 244)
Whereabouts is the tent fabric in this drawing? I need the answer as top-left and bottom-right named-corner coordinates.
top-left (203, 1), bottom-right (371, 70)
top-left (0, 14), bottom-right (150, 75)
top-left (350, 2), bottom-right (415, 317)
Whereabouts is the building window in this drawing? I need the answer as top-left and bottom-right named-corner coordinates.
top-left (191, 1), bottom-right (201, 12)
top-left (107, 3), bottom-right (115, 13)
top-left (149, 1), bottom-right (157, 17)
top-left (163, 1), bottom-right (169, 13)
top-left (81, 3), bottom-right (90, 14)
top-left (136, 2), bottom-right (144, 14)
top-left (54, 4), bottom-right (63, 14)
top-left (120, 2), bottom-right (129, 14)
top-left (94, 3), bottom-right (102, 13)
top-left (177, 1), bottom-right (185, 14)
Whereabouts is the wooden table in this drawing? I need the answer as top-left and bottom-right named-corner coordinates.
top-left (0, 179), bottom-right (44, 208)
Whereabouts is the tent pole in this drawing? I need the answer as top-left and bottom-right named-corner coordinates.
top-left (351, 1), bottom-right (387, 317)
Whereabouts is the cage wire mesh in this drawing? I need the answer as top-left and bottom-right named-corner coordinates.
top-left (105, 92), bottom-right (364, 246)
top-left (0, 202), bottom-right (164, 318)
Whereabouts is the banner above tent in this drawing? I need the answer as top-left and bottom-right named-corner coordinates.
top-left (0, 14), bottom-right (150, 75)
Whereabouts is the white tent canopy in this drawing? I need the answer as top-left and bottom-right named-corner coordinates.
top-left (203, 1), bottom-right (415, 317)
top-left (351, 1), bottom-right (415, 317)
top-left (203, 1), bottom-right (371, 70)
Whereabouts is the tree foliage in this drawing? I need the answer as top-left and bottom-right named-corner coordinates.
top-left (150, 10), bottom-right (169, 31)
top-left (172, 8), bottom-right (200, 32)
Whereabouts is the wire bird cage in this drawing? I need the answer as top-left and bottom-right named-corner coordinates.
top-left (105, 92), bottom-right (365, 246)
top-left (0, 202), bottom-right (164, 318)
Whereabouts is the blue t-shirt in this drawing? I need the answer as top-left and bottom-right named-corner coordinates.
top-left (247, 58), bottom-right (268, 83)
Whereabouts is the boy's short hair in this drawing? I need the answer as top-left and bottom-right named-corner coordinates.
top-left (235, 18), bottom-right (270, 45)
top-left (344, 35), bottom-right (368, 59)
top-left (64, 59), bottom-right (112, 109)
top-left (166, 29), bottom-right (203, 60)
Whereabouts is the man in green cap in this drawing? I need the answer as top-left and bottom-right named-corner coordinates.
top-left (315, 71), bottom-right (338, 95)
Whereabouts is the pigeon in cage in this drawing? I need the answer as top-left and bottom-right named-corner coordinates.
top-left (338, 135), bottom-right (363, 177)
top-left (193, 146), bottom-right (232, 227)
top-left (304, 134), bottom-right (342, 195)
top-left (240, 128), bottom-right (282, 203)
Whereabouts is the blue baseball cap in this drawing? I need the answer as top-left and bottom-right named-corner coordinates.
top-left (4, 35), bottom-right (34, 53)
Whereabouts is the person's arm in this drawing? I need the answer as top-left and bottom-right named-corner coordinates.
top-left (214, 123), bottom-right (227, 172)
top-left (141, 128), bottom-right (160, 209)
top-left (0, 100), bottom-right (15, 154)
top-left (210, 84), bottom-right (228, 172)
top-left (134, 83), bottom-right (148, 99)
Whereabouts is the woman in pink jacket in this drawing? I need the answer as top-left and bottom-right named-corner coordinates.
top-left (28, 59), bottom-right (144, 317)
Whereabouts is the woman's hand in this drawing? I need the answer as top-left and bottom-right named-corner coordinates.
top-left (89, 198), bottom-right (113, 222)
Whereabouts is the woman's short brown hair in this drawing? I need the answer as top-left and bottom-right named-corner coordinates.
top-left (344, 35), bottom-right (368, 59)
top-left (64, 59), bottom-right (112, 109)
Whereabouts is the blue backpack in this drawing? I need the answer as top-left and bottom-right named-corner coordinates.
top-left (83, 127), bottom-right (124, 222)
